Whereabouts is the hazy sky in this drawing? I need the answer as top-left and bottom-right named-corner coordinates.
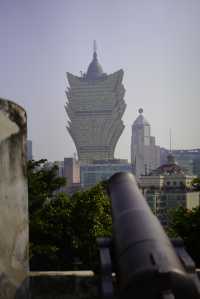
top-left (1, 0), bottom-right (200, 161)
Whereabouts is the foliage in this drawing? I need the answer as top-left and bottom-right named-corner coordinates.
top-left (28, 160), bottom-right (112, 271)
top-left (28, 159), bottom-right (66, 215)
top-left (70, 182), bottom-right (112, 270)
top-left (30, 192), bottom-right (74, 270)
top-left (28, 159), bottom-right (70, 270)
top-left (168, 206), bottom-right (200, 267)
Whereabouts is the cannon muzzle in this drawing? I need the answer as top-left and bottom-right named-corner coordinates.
top-left (108, 172), bottom-right (200, 299)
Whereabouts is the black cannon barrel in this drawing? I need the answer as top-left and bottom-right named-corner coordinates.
top-left (108, 172), bottom-right (200, 299)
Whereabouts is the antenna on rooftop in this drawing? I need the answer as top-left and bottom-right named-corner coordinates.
top-left (169, 128), bottom-right (172, 153)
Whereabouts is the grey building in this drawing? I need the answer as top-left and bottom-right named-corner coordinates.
top-left (47, 158), bottom-right (81, 195)
top-left (140, 154), bottom-right (200, 226)
top-left (173, 149), bottom-right (200, 176)
top-left (65, 45), bottom-right (126, 163)
top-left (63, 157), bottom-right (80, 186)
top-left (160, 148), bottom-right (200, 176)
top-left (131, 109), bottom-right (160, 177)
top-left (80, 159), bottom-right (133, 188)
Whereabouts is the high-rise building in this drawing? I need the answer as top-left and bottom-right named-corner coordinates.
top-left (65, 44), bottom-right (126, 163)
top-left (131, 109), bottom-right (160, 177)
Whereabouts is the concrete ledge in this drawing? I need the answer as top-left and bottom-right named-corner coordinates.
top-left (29, 271), bottom-right (100, 299)
top-left (29, 271), bottom-right (94, 277)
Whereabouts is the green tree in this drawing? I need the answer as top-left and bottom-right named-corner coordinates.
top-left (169, 206), bottom-right (200, 267)
top-left (28, 159), bottom-right (71, 270)
top-left (70, 182), bottom-right (112, 270)
top-left (30, 192), bottom-right (74, 270)
top-left (28, 159), bottom-right (112, 271)
top-left (28, 159), bottom-right (66, 215)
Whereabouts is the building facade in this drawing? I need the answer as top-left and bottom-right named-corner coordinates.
top-left (46, 158), bottom-right (81, 194)
top-left (65, 46), bottom-right (126, 163)
top-left (173, 149), bottom-right (200, 176)
top-left (140, 154), bottom-right (200, 226)
top-left (131, 109), bottom-right (160, 177)
top-left (80, 159), bottom-right (133, 188)
top-left (63, 157), bottom-right (80, 186)
top-left (160, 148), bottom-right (200, 176)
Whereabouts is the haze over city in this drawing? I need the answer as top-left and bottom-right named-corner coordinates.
top-left (1, 0), bottom-right (200, 161)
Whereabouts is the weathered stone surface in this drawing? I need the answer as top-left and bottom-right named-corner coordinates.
top-left (0, 98), bottom-right (29, 298)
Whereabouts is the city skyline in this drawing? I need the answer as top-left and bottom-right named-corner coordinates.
top-left (1, 0), bottom-right (200, 161)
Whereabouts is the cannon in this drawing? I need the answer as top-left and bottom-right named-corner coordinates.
top-left (97, 172), bottom-right (200, 299)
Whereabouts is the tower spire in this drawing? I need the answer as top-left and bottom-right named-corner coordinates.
top-left (93, 40), bottom-right (97, 60)
top-left (93, 40), bottom-right (97, 53)
top-left (86, 41), bottom-right (104, 79)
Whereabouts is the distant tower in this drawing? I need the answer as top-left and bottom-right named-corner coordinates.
top-left (65, 43), bottom-right (126, 163)
top-left (131, 109), bottom-right (160, 177)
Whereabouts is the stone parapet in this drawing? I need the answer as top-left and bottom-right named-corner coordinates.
top-left (0, 98), bottom-right (29, 298)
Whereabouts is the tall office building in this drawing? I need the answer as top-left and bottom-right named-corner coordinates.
top-left (65, 44), bottom-right (126, 163)
top-left (131, 109), bottom-right (160, 177)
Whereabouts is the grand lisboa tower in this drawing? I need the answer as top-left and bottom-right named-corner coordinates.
top-left (65, 43), bottom-right (126, 163)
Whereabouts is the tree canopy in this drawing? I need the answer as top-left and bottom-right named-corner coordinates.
top-left (28, 160), bottom-right (111, 271)
top-left (169, 205), bottom-right (200, 267)
top-left (28, 159), bottom-right (66, 215)
top-left (70, 181), bottom-right (112, 270)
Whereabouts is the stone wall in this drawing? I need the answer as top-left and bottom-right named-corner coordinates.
top-left (0, 99), bottom-right (29, 298)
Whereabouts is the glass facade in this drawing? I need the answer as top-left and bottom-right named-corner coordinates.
top-left (80, 163), bottom-right (133, 188)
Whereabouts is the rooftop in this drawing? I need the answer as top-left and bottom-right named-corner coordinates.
top-left (133, 108), bottom-right (150, 127)
top-left (149, 154), bottom-right (185, 176)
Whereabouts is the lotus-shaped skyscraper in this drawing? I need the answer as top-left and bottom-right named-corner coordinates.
top-left (65, 46), bottom-right (126, 163)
